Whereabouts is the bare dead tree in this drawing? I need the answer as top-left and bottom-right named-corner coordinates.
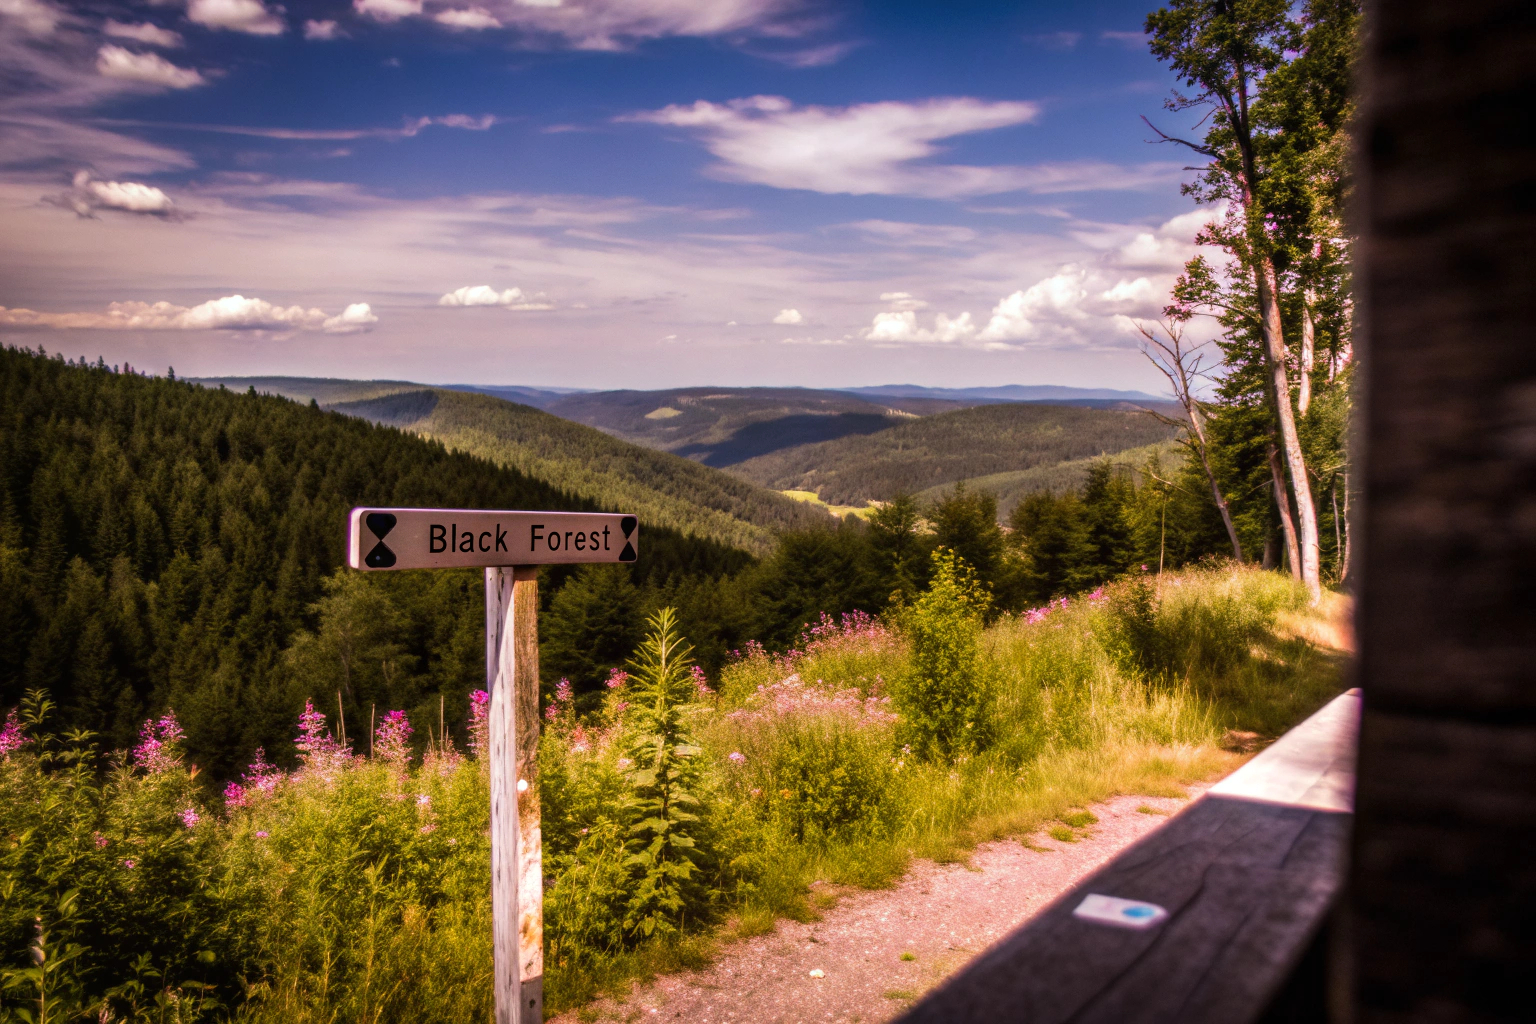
top-left (1134, 318), bottom-right (1244, 562)
top-left (1268, 441), bottom-right (1302, 578)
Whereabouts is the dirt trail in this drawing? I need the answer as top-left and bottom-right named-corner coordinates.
top-left (555, 785), bottom-right (1210, 1024)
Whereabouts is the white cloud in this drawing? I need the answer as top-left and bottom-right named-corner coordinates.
top-left (1100, 277), bottom-right (1160, 310)
top-left (104, 20), bottom-right (184, 47)
top-left (303, 18), bottom-right (341, 39)
top-left (879, 291), bottom-right (928, 311)
top-left (771, 307), bottom-right (802, 325)
top-left (865, 309), bottom-right (975, 345)
top-left (96, 45), bottom-right (206, 89)
top-left (435, 6), bottom-right (502, 29)
top-left (0, 0), bottom-right (61, 35)
top-left (0, 295), bottom-right (377, 334)
top-left (977, 268), bottom-right (1090, 343)
top-left (626, 95), bottom-right (1186, 199)
top-left (187, 0), bottom-right (286, 35)
top-left (63, 170), bottom-right (176, 216)
top-left (431, 113), bottom-right (497, 130)
top-left (322, 303), bottom-right (379, 333)
top-left (354, 0), bottom-right (423, 21)
top-left (626, 95), bottom-right (1043, 198)
top-left (438, 285), bottom-right (553, 310)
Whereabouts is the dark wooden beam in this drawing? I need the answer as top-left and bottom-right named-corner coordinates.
top-left (1349, 1), bottom-right (1536, 1019)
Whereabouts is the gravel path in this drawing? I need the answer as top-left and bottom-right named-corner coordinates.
top-left (556, 785), bottom-right (1210, 1024)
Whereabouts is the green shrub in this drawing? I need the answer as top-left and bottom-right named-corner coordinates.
top-left (769, 725), bottom-right (893, 844)
top-left (619, 609), bottom-right (713, 940)
top-left (895, 550), bottom-right (995, 761)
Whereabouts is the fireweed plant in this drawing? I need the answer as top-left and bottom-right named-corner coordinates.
top-left (0, 564), bottom-right (1344, 1020)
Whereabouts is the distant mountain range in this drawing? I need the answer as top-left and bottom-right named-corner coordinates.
top-left (836, 384), bottom-right (1167, 403)
top-left (192, 376), bottom-right (1181, 526)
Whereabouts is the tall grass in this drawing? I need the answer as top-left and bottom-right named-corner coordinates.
top-left (0, 565), bottom-right (1344, 1022)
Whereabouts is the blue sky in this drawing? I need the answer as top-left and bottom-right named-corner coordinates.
top-left (0, 0), bottom-right (1222, 391)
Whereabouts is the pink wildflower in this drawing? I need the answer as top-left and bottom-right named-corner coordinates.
top-left (181, 808), bottom-right (200, 829)
top-left (468, 690), bottom-right (490, 759)
top-left (1087, 586), bottom-right (1107, 603)
top-left (375, 710), bottom-right (414, 764)
top-left (94, 833), bottom-right (108, 849)
top-left (123, 859), bottom-right (135, 869)
top-left (605, 668), bottom-right (628, 689)
top-left (690, 665), bottom-right (712, 696)
top-left (243, 748), bottom-right (282, 796)
top-left (728, 751), bottom-right (746, 765)
top-left (295, 700), bottom-right (351, 776)
top-left (420, 823), bottom-right (437, 835)
top-left (0, 709), bottom-right (27, 758)
top-left (416, 793), bottom-right (431, 808)
top-left (255, 831), bottom-right (269, 839)
top-left (133, 711), bottom-right (185, 774)
top-left (223, 781), bottom-right (248, 809)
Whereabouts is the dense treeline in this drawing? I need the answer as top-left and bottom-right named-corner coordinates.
top-left (0, 347), bottom-right (747, 778)
top-left (728, 402), bottom-right (1180, 507)
top-left (335, 388), bottom-right (831, 554)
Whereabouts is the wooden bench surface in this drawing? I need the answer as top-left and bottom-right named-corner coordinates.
top-left (895, 690), bottom-right (1360, 1024)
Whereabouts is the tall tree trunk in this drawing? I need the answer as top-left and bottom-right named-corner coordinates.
top-left (1256, 258), bottom-right (1322, 600)
top-left (1262, 530), bottom-right (1277, 570)
top-left (1268, 441), bottom-right (1302, 579)
top-left (1299, 289), bottom-right (1316, 415)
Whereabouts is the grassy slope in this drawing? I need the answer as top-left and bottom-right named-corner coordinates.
top-left (913, 440), bottom-right (1188, 520)
top-left (333, 389), bottom-right (831, 555)
top-left (727, 403), bottom-right (1182, 507)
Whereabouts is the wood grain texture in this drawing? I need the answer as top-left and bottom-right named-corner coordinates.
top-left (894, 796), bottom-right (1349, 1024)
top-left (1351, 1), bottom-right (1536, 1019)
top-left (513, 566), bottom-right (543, 1023)
top-left (487, 567), bottom-right (521, 1024)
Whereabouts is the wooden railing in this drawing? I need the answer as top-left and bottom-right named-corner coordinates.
top-left (895, 689), bottom-right (1360, 1024)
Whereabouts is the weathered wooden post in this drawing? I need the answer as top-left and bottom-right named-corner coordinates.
top-left (348, 508), bottom-right (639, 1024)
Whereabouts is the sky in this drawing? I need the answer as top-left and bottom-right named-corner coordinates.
top-left (0, 0), bottom-right (1223, 392)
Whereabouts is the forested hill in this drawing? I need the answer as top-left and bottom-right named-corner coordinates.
top-left (729, 402), bottom-right (1182, 507)
top-left (0, 348), bottom-right (748, 776)
top-left (330, 388), bottom-right (829, 555)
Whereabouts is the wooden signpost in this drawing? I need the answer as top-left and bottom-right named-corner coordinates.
top-left (348, 507), bottom-right (639, 1024)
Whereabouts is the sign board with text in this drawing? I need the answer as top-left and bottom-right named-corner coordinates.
top-left (347, 508), bottom-right (638, 570)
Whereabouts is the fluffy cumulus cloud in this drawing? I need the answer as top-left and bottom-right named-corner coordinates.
top-left (0, 296), bottom-right (377, 334)
top-left (626, 95), bottom-right (1183, 199)
top-left (187, 0), bottom-right (286, 35)
top-left (61, 170), bottom-right (176, 217)
top-left (864, 304), bottom-right (976, 345)
top-left (438, 285), bottom-right (553, 310)
top-left (303, 18), bottom-right (340, 39)
top-left (104, 20), bottom-right (184, 47)
top-left (96, 45), bottom-right (205, 89)
top-left (857, 206), bottom-right (1225, 351)
top-left (771, 307), bottom-right (803, 325)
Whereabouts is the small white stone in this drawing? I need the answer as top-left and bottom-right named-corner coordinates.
top-left (809, 969), bottom-right (825, 979)
top-left (517, 778), bottom-right (529, 792)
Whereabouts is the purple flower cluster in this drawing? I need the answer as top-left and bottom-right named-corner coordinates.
top-left (1021, 595), bottom-right (1073, 625)
top-left (224, 747), bottom-right (282, 808)
top-left (375, 710), bottom-right (414, 765)
top-left (0, 709), bottom-right (27, 758)
top-left (690, 664), bottom-right (712, 696)
top-left (133, 711), bottom-right (186, 774)
top-left (546, 678), bottom-right (575, 722)
top-left (604, 668), bottom-right (628, 689)
top-left (468, 689), bottom-right (490, 759)
top-left (726, 673), bottom-right (896, 728)
top-left (295, 700), bottom-right (351, 776)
